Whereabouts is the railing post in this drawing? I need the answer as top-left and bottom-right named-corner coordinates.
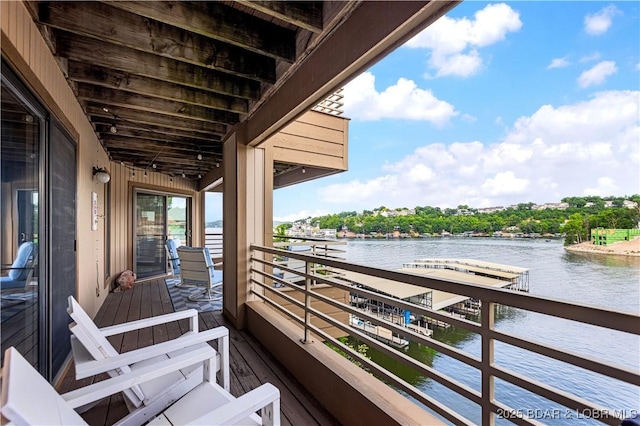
top-left (302, 260), bottom-right (312, 344)
top-left (482, 300), bottom-right (495, 426)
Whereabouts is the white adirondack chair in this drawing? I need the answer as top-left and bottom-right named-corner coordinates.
top-left (1, 346), bottom-right (281, 426)
top-left (67, 296), bottom-right (230, 426)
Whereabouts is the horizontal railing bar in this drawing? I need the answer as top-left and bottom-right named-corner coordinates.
top-left (251, 278), bottom-right (306, 311)
top-left (272, 236), bottom-right (344, 243)
top-left (324, 272), bottom-right (481, 331)
top-left (252, 258), bottom-right (484, 369)
top-left (251, 244), bottom-right (639, 425)
top-left (252, 245), bottom-right (640, 335)
top-left (308, 319), bottom-right (476, 426)
top-left (301, 299), bottom-right (483, 406)
top-left (252, 265), bottom-right (483, 409)
top-left (250, 266), bottom-right (301, 291)
top-left (254, 254), bottom-right (483, 332)
top-left (489, 329), bottom-right (640, 386)
top-left (256, 253), bottom-right (640, 389)
top-left (250, 289), bottom-right (306, 328)
top-left (492, 365), bottom-right (622, 426)
top-left (305, 283), bottom-right (483, 371)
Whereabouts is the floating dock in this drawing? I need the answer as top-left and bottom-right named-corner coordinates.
top-left (349, 315), bottom-right (410, 348)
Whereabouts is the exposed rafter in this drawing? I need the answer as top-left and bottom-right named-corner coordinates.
top-left (24, 1), bottom-right (458, 180)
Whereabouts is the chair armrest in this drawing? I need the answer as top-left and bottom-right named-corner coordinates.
top-left (192, 383), bottom-right (280, 425)
top-left (63, 346), bottom-right (215, 409)
top-left (99, 309), bottom-right (200, 336)
top-left (74, 326), bottom-right (229, 379)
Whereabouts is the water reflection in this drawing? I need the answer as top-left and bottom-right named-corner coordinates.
top-left (343, 238), bottom-right (639, 425)
top-left (563, 250), bottom-right (640, 268)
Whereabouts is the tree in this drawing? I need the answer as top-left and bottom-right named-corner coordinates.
top-left (562, 213), bottom-right (587, 246)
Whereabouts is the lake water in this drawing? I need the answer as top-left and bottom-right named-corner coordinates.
top-left (340, 238), bottom-right (640, 425)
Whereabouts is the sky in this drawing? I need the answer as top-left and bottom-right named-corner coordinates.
top-left (213, 2), bottom-right (640, 224)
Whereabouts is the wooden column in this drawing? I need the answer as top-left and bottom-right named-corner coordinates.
top-left (222, 127), bottom-right (273, 329)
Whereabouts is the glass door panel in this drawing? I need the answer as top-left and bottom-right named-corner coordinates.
top-left (0, 80), bottom-right (42, 371)
top-left (135, 193), bottom-right (166, 278)
top-left (167, 196), bottom-right (189, 247)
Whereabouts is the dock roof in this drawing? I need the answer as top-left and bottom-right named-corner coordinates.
top-left (338, 261), bottom-right (523, 311)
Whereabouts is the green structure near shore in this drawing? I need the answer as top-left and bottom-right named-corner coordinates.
top-left (591, 228), bottom-right (640, 246)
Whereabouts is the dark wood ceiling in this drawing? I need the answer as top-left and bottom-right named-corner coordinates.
top-left (26, 1), bottom-right (342, 180)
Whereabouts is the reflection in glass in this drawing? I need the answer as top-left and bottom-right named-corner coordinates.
top-left (0, 83), bottom-right (40, 369)
top-left (135, 193), bottom-right (167, 278)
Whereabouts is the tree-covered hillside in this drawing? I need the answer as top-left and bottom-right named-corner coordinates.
top-left (305, 195), bottom-right (640, 245)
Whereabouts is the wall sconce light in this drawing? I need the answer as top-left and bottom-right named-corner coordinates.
top-left (93, 167), bottom-right (111, 183)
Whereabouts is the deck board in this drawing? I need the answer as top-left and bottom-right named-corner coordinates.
top-left (58, 278), bottom-right (340, 426)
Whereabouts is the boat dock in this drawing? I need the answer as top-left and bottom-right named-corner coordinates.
top-left (349, 315), bottom-right (410, 348)
top-left (338, 259), bottom-right (529, 334)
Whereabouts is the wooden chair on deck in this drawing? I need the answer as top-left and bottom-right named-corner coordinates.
top-left (1, 346), bottom-right (281, 426)
top-left (66, 296), bottom-right (230, 426)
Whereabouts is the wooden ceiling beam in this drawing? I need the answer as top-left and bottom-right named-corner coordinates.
top-left (107, 149), bottom-right (219, 172)
top-left (55, 32), bottom-right (261, 100)
top-left (90, 116), bottom-right (219, 143)
top-left (68, 62), bottom-right (249, 114)
top-left (37, 2), bottom-right (277, 83)
top-left (236, 1), bottom-right (323, 33)
top-left (102, 133), bottom-right (222, 156)
top-left (94, 125), bottom-right (221, 148)
top-left (84, 103), bottom-right (226, 135)
top-left (77, 84), bottom-right (240, 125)
top-left (105, 1), bottom-right (297, 62)
top-left (242, 0), bottom-right (460, 146)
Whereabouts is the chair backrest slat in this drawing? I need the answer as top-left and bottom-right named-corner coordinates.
top-left (178, 247), bottom-right (215, 285)
top-left (67, 296), bottom-right (144, 405)
top-left (1, 347), bottom-right (87, 425)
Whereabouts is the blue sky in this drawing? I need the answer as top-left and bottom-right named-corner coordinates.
top-left (214, 2), bottom-right (640, 223)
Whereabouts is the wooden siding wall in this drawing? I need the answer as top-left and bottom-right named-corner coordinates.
top-left (269, 111), bottom-right (349, 170)
top-left (1, 1), bottom-right (203, 317)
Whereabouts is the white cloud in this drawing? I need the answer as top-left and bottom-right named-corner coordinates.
top-left (405, 3), bottom-right (522, 78)
top-left (636, 62), bottom-right (640, 71)
top-left (274, 209), bottom-right (330, 223)
top-left (584, 5), bottom-right (620, 35)
top-left (580, 52), bottom-right (601, 63)
top-left (482, 171), bottom-right (529, 195)
top-left (342, 72), bottom-right (458, 124)
top-left (462, 113), bottom-right (477, 123)
top-left (577, 61), bottom-right (617, 88)
top-left (584, 177), bottom-right (620, 196)
top-left (547, 57), bottom-right (570, 69)
top-left (316, 90), bottom-right (639, 210)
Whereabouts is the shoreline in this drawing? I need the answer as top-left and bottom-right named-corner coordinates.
top-left (565, 239), bottom-right (640, 257)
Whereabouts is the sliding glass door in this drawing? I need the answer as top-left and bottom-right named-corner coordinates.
top-left (134, 190), bottom-right (190, 278)
top-left (1, 60), bottom-right (77, 379)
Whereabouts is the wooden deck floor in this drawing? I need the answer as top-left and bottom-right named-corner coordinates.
top-left (58, 278), bottom-right (340, 426)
